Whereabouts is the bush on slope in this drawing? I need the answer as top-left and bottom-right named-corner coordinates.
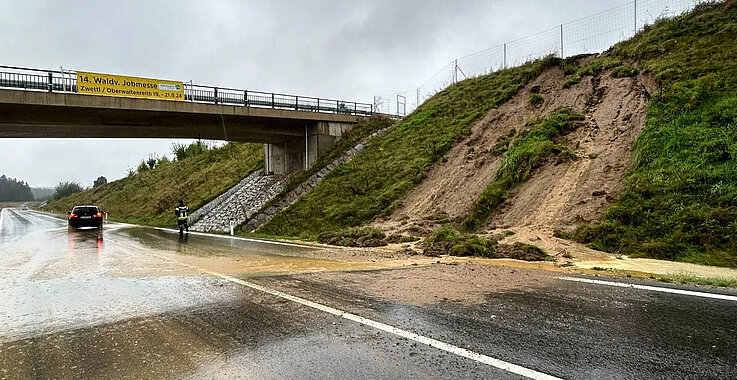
top-left (462, 108), bottom-right (583, 231)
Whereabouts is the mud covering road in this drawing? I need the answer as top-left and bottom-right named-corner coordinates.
top-left (0, 208), bottom-right (735, 379)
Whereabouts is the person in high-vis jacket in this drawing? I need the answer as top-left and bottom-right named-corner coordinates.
top-left (175, 200), bottom-right (189, 234)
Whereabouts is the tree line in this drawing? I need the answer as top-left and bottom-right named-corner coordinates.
top-left (0, 175), bottom-right (34, 201)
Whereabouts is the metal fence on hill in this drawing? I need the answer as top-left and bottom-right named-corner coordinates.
top-left (374, 0), bottom-right (710, 116)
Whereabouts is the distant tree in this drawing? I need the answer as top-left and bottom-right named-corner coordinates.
top-left (337, 102), bottom-right (351, 114)
top-left (146, 155), bottom-right (157, 170)
top-left (156, 155), bottom-right (170, 167)
top-left (53, 181), bottom-right (83, 200)
top-left (137, 160), bottom-right (149, 173)
top-left (93, 176), bottom-right (107, 187)
top-left (0, 175), bottom-right (34, 201)
top-left (172, 140), bottom-right (210, 161)
top-left (171, 143), bottom-right (187, 161)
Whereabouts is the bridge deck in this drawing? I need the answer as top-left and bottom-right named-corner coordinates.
top-left (0, 89), bottom-right (363, 142)
top-left (0, 65), bottom-right (370, 142)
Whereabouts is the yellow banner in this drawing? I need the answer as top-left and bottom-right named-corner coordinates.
top-left (76, 71), bottom-right (184, 101)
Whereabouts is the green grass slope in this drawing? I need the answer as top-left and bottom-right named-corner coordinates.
top-left (258, 56), bottom-right (560, 238)
top-left (574, 0), bottom-right (737, 267)
top-left (46, 143), bottom-right (263, 227)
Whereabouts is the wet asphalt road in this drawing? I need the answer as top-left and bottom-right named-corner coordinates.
top-left (0, 208), bottom-right (736, 379)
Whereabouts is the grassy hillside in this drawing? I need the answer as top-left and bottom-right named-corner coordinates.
top-left (258, 56), bottom-right (560, 238)
top-left (573, 0), bottom-right (737, 267)
top-left (46, 142), bottom-right (263, 227)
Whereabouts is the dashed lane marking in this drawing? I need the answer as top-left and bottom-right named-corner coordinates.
top-left (560, 277), bottom-right (737, 302)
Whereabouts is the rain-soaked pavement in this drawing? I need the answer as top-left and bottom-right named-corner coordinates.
top-left (0, 208), bottom-right (736, 379)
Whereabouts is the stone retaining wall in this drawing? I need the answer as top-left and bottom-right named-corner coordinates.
top-left (191, 170), bottom-right (287, 232)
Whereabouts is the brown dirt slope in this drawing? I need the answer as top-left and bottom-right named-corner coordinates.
top-left (376, 56), bottom-right (653, 247)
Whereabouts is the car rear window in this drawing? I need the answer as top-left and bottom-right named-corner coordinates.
top-left (72, 207), bottom-right (99, 215)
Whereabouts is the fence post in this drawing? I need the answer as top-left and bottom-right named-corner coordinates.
top-left (47, 72), bottom-right (53, 92)
top-left (244, 90), bottom-right (248, 106)
top-left (271, 93), bottom-right (275, 108)
top-left (370, 103), bottom-right (373, 115)
top-left (214, 87), bottom-right (218, 104)
top-left (560, 24), bottom-right (564, 58)
top-left (354, 102), bottom-right (357, 115)
top-left (317, 98), bottom-right (320, 112)
top-left (634, 0), bottom-right (637, 34)
top-left (503, 43), bottom-right (507, 69)
top-left (416, 89), bottom-right (420, 109)
top-left (453, 59), bottom-right (458, 84)
top-left (295, 95), bottom-right (299, 110)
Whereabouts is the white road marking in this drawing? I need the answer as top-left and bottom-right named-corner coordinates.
top-left (150, 226), bottom-right (319, 249)
top-left (560, 277), bottom-right (737, 302)
top-left (40, 211), bottom-right (559, 378)
top-left (198, 269), bottom-right (562, 380)
top-left (115, 238), bottom-right (561, 379)
top-left (8, 209), bottom-right (34, 224)
top-left (25, 211), bottom-right (63, 223)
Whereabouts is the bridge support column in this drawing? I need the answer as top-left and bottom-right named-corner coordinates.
top-left (265, 121), bottom-right (352, 175)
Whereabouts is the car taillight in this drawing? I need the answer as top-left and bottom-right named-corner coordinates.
top-left (69, 213), bottom-right (78, 219)
top-left (94, 212), bottom-right (103, 218)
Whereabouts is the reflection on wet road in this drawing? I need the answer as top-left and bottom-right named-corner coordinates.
top-left (1, 208), bottom-right (736, 379)
top-left (0, 209), bottom-right (513, 379)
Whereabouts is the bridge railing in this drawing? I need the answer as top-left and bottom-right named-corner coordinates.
top-left (0, 65), bottom-right (372, 116)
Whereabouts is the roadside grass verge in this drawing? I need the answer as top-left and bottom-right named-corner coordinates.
top-left (657, 274), bottom-right (737, 288)
top-left (422, 225), bottom-right (549, 261)
top-left (423, 226), bottom-right (497, 257)
top-left (570, 0), bottom-right (737, 268)
top-left (318, 227), bottom-right (387, 247)
top-left (462, 108), bottom-right (583, 231)
top-left (258, 56), bottom-right (562, 239)
top-left (317, 226), bottom-right (420, 247)
top-left (45, 143), bottom-right (263, 228)
top-left (0, 202), bottom-right (22, 211)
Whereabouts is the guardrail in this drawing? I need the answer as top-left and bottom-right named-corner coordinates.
top-left (0, 65), bottom-right (373, 116)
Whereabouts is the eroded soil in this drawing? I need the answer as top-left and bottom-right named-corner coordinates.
top-left (374, 55), bottom-right (655, 264)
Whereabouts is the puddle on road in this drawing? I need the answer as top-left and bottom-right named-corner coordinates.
top-left (119, 227), bottom-right (435, 278)
top-left (0, 221), bottom-right (437, 346)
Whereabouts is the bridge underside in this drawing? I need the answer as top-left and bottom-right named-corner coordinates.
top-left (0, 89), bottom-right (361, 174)
top-left (0, 89), bottom-right (359, 143)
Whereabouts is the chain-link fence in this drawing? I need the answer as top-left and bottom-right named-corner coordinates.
top-left (375, 0), bottom-right (709, 116)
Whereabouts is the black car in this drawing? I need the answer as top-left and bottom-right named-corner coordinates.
top-left (67, 205), bottom-right (103, 230)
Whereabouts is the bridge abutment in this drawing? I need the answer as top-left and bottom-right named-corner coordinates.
top-left (265, 121), bottom-right (352, 175)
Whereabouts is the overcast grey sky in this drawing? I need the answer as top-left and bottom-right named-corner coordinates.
top-left (0, 0), bottom-right (621, 188)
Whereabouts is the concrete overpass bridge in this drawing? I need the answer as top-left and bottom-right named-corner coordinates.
top-left (0, 65), bottom-right (373, 174)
